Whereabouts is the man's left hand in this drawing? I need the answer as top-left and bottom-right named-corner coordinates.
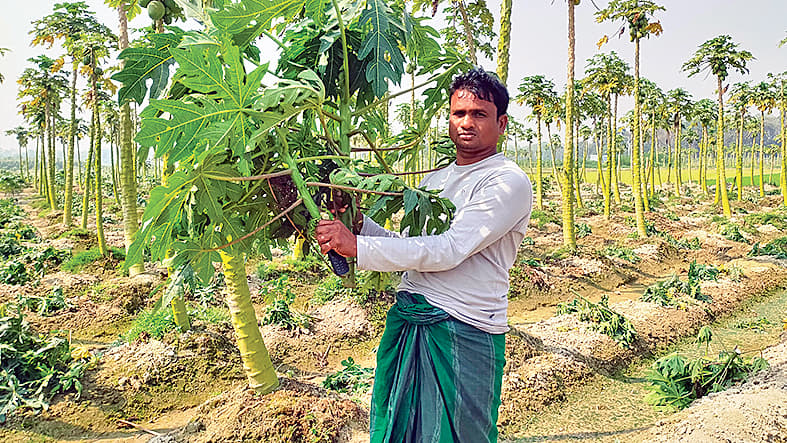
top-left (315, 220), bottom-right (357, 258)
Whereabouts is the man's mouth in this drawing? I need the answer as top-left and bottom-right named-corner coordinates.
top-left (458, 133), bottom-right (475, 140)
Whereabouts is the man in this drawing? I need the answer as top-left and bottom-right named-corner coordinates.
top-left (315, 68), bottom-right (532, 442)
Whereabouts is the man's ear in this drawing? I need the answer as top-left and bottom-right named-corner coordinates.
top-left (498, 114), bottom-right (508, 135)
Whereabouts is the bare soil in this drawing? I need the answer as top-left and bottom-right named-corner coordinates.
top-left (4, 186), bottom-right (787, 442)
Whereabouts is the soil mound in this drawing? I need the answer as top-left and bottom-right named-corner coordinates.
top-left (640, 340), bottom-right (787, 442)
top-left (173, 379), bottom-right (367, 443)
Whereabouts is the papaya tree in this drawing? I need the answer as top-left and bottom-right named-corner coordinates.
top-left (596, 0), bottom-right (664, 238)
top-left (560, 0), bottom-right (578, 249)
top-left (729, 81), bottom-right (752, 199)
top-left (770, 72), bottom-right (787, 204)
top-left (6, 127), bottom-right (30, 180)
top-left (17, 56), bottom-right (69, 210)
top-left (516, 75), bottom-right (557, 210)
top-left (30, 1), bottom-right (114, 226)
top-left (119, 0), bottom-right (466, 394)
top-left (691, 98), bottom-right (717, 195)
top-left (683, 35), bottom-right (753, 217)
top-left (750, 81), bottom-right (777, 198)
top-left (640, 78), bottom-right (664, 197)
top-left (104, 0), bottom-right (148, 275)
top-left (584, 52), bottom-right (629, 217)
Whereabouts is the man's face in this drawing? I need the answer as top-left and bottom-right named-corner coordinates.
top-left (448, 89), bottom-right (507, 164)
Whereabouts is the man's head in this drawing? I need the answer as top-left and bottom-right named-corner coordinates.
top-left (449, 68), bottom-right (509, 118)
top-left (448, 68), bottom-right (509, 165)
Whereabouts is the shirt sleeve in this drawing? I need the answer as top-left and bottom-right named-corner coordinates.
top-left (358, 215), bottom-right (401, 238)
top-left (356, 170), bottom-right (532, 272)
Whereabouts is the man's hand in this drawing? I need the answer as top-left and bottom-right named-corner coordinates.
top-left (315, 220), bottom-right (357, 258)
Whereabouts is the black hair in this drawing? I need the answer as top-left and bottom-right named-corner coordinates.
top-left (448, 68), bottom-right (509, 117)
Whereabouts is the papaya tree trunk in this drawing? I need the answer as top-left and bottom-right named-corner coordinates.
top-left (92, 87), bottom-right (108, 255)
top-left (221, 249), bottom-right (279, 393)
top-left (631, 37), bottom-right (647, 237)
top-left (561, 0), bottom-right (576, 249)
top-left (110, 134), bottom-right (120, 206)
top-left (536, 117), bottom-right (543, 210)
top-left (46, 102), bottom-right (58, 210)
top-left (64, 64), bottom-right (78, 226)
top-left (612, 95), bottom-right (621, 204)
top-left (736, 111), bottom-right (744, 200)
top-left (81, 120), bottom-right (94, 230)
top-left (759, 115), bottom-right (765, 196)
top-left (674, 117), bottom-right (682, 196)
top-left (604, 97), bottom-right (613, 218)
top-left (781, 96), bottom-right (787, 205)
top-left (717, 76), bottom-right (731, 217)
top-left (117, 4), bottom-right (144, 275)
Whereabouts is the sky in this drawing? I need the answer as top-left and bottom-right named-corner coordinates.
top-left (0, 0), bottom-right (785, 159)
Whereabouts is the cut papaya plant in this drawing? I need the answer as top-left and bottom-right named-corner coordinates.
top-left (147, 1), bottom-right (165, 20)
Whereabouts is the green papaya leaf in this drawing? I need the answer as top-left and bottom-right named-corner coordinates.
top-left (210, 0), bottom-right (307, 35)
top-left (357, 0), bottom-right (406, 98)
top-left (112, 30), bottom-right (184, 104)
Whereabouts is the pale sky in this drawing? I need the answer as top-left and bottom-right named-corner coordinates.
top-left (0, 1), bottom-right (785, 159)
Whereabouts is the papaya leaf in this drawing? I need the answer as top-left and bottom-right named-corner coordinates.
top-left (210, 0), bottom-right (307, 36)
top-left (112, 30), bottom-right (184, 104)
top-left (136, 37), bottom-right (269, 166)
top-left (357, 0), bottom-right (406, 98)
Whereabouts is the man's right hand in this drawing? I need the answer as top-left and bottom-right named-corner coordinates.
top-left (315, 220), bottom-right (358, 258)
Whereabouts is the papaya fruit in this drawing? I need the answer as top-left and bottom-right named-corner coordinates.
top-left (148, 1), bottom-right (165, 20)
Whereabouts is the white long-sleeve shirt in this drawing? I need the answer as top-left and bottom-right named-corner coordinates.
top-left (357, 153), bottom-right (532, 334)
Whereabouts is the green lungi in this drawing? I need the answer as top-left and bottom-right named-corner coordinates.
top-left (370, 291), bottom-right (506, 443)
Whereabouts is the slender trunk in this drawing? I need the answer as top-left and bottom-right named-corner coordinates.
top-left (35, 134), bottom-right (40, 193)
top-left (631, 38), bottom-right (646, 236)
top-left (612, 95), bottom-right (621, 204)
top-left (649, 118), bottom-right (656, 196)
top-left (81, 120), bottom-right (94, 230)
top-left (759, 112), bottom-right (765, 197)
top-left (771, 151), bottom-right (777, 184)
top-left (604, 96), bottom-right (613, 218)
top-left (40, 134), bottom-right (48, 197)
top-left (717, 76), bottom-right (731, 217)
top-left (780, 89), bottom-right (787, 205)
top-left (536, 118), bottom-right (543, 210)
top-left (561, 0), bottom-right (576, 249)
top-left (92, 82), bottom-right (108, 255)
top-left (110, 133), bottom-right (121, 206)
top-left (18, 144), bottom-right (23, 179)
top-left (64, 65), bottom-right (77, 225)
top-left (736, 111), bottom-right (744, 200)
top-left (582, 136), bottom-right (589, 184)
top-left (574, 120), bottom-right (583, 209)
top-left (674, 117), bottom-right (682, 196)
top-left (749, 139), bottom-right (755, 191)
top-left (454, 0), bottom-right (478, 65)
top-left (46, 102), bottom-right (58, 210)
top-left (546, 124), bottom-right (561, 193)
top-left (25, 143), bottom-right (30, 181)
top-left (76, 137), bottom-right (82, 191)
